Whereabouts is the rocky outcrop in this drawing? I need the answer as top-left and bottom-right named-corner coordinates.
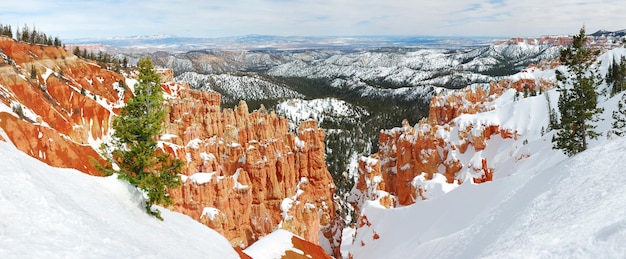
top-left (161, 84), bottom-right (341, 257)
top-left (349, 76), bottom-right (555, 213)
top-left (0, 36), bottom-right (129, 175)
top-left (0, 37), bottom-right (340, 257)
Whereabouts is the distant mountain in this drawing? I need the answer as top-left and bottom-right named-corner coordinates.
top-left (590, 29), bottom-right (626, 38)
top-left (67, 35), bottom-right (499, 52)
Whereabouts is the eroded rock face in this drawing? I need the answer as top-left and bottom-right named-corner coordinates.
top-left (160, 83), bottom-right (341, 257)
top-left (349, 77), bottom-right (555, 212)
top-left (0, 37), bottom-right (129, 175)
top-left (0, 37), bottom-right (340, 258)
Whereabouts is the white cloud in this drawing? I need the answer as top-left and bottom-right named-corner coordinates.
top-left (0, 0), bottom-right (623, 39)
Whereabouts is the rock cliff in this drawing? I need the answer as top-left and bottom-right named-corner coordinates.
top-left (0, 37), bottom-right (340, 257)
top-left (162, 83), bottom-right (341, 256)
top-left (349, 69), bottom-right (556, 214)
top-left (0, 36), bottom-right (128, 175)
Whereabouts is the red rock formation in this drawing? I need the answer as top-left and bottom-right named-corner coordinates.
top-left (350, 79), bottom-right (535, 210)
top-left (284, 235), bottom-right (333, 259)
top-left (0, 37), bottom-right (339, 258)
top-left (0, 36), bottom-right (129, 175)
top-left (161, 84), bottom-right (341, 257)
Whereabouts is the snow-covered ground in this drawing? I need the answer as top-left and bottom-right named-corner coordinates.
top-left (276, 97), bottom-right (369, 129)
top-left (344, 47), bottom-right (626, 258)
top-left (0, 141), bottom-right (238, 259)
top-left (347, 136), bottom-right (626, 258)
top-left (243, 229), bottom-right (301, 259)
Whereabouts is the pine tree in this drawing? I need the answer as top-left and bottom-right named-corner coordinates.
top-left (73, 46), bottom-right (81, 57)
top-left (607, 56), bottom-right (626, 97)
top-left (552, 26), bottom-right (604, 156)
top-left (611, 94), bottom-right (626, 137)
top-left (30, 65), bottom-right (37, 80)
top-left (99, 57), bottom-right (183, 220)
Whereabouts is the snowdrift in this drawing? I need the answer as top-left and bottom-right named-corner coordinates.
top-left (349, 136), bottom-right (626, 258)
top-left (346, 47), bottom-right (626, 258)
top-left (0, 141), bottom-right (238, 258)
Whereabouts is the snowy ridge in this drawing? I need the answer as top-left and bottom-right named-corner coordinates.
top-left (276, 98), bottom-right (369, 129)
top-left (0, 141), bottom-right (238, 258)
top-left (348, 136), bottom-right (626, 258)
top-left (176, 71), bottom-right (303, 104)
top-left (268, 44), bottom-right (560, 87)
top-left (345, 47), bottom-right (626, 258)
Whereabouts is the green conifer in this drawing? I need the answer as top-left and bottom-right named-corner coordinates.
top-left (611, 94), bottom-right (626, 137)
top-left (99, 57), bottom-right (183, 220)
top-left (607, 56), bottom-right (626, 97)
top-left (552, 26), bottom-right (604, 156)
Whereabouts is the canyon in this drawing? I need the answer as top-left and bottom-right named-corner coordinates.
top-left (0, 37), bottom-right (341, 257)
top-left (1, 30), bottom-right (625, 258)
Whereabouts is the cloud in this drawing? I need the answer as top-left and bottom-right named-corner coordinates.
top-left (0, 0), bottom-right (623, 39)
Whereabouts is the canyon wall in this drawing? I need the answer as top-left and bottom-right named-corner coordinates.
top-left (349, 70), bottom-right (556, 214)
top-left (162, 84), bottom-right (342, 256)
top-left (0, 37), bottom-right (340, 257)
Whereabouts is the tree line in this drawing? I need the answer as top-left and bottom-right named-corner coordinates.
top-left (0, 24), bottom-right (63, 48)
top-left (72, 46), bottom-right (129, 73)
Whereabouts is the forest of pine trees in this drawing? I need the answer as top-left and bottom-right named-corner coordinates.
top-left (0, 24), bottom-right (63, 47)
top-left (0, 24), bottom-right (12, 38)
top-left (2, 23), bottom-right (126, 72)
top-left (72, 46), bottom-right (128, 72)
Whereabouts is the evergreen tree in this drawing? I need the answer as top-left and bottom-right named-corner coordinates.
top-left (73, 46), bottom-right (81, 57)
top-left (30, 65), bottom-right (37, 80)
top-left (611, 94), bottom-right (626, 137)
top-left (607, 56), bottom-right (626, 97)
top-left (552, 26), bottom-right (604, 156)
top-left (20, 25), bottom-right (29, 43)
top-left (99, 57), bottom-right (183, 220)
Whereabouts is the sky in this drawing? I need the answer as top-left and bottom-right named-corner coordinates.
top-left (0, 0), bottom-right (624, 40)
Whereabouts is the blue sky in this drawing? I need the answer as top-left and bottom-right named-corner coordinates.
top-left (0, 0), bottom-right (624, 39)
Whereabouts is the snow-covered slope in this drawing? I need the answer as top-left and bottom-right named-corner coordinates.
top-left (345, 47), bottom-right (626, 258)
top-left (0, 141), bottom-right (238, 259)
top-left (348, 136), bottom-right (626, 258)
top-left (268, 43), bottom-right (560, 87)
top-left (176, 71), bottom-right (303, 105)
top-left (275, 98), bottom-right (369, 129)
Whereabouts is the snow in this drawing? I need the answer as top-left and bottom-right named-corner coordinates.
top-left (186, 138), bottom-right (202, 149)
top-left (176, 72), bottom-right (303, 104)
top-left (348, 137), bottom-right (626, 258)
top-left (294, 136), bottom-right (305, 149)
top-left (232, 169), bottom-right (249, 190)
top-left (188, 172), bottom-right (216, 185)
top-left (281, 177), bottom-right (309, 221)
top-left (243, 229), bottom-right (300, 259)
top-left (0, 141), bottom-right (238, 258)
top-left (160, 134), bottom-right (178, 141)
top-left (201, 207), bottom-right (221, 221)
top-left (346, 47), bottom-right (626, 259)
top-left (276, 97), bottom-right (369, 129)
